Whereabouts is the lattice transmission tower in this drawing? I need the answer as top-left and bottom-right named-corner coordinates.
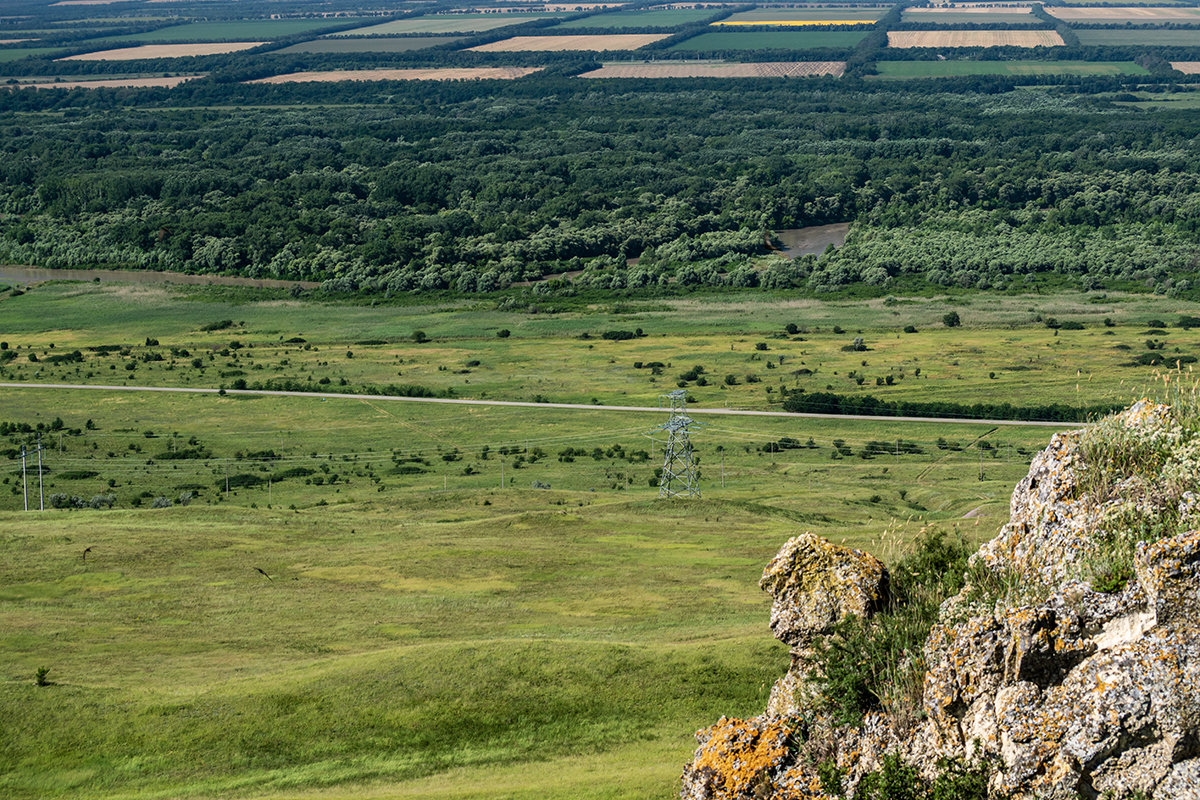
top-left (652, 389), bottom-right (701, 498)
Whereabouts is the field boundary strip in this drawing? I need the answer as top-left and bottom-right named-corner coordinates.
top-left (0, 382), bottom-right (1078, 427)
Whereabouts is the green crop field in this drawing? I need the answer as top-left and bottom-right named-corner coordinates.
top-left (670, 29), bottom-right (869, 51)
top-left (1075, 27), bottom-right (1200, 46)
top-left (0, 281), bottom-right (1188, 798)
top-left (88, 18), bottom-right (376, 44)
top-left (900, 9), bottom-right (1037, 24)
top-left (554, 9), bottom-right (723, 30)
top-left (0, 47), bottom-right (65, 62)
top-left (330, 15), bottom-right (563, 36)
top-left (874, 59), bottom-right (1150, 77)
top-left (718, 8), bottom-right (884, 23)
top-left (275, 36), bottom-right (463, 54)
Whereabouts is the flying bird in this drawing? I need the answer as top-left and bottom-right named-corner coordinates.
top-left (254, 567), bottom-right (273, 582)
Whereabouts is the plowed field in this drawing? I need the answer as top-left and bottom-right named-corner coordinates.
top-left (60, 42), bottom-right (265, 60)
top-left (887, 30), bottom-right (1064, 48)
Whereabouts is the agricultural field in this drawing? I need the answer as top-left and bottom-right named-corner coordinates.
top-left (0, 47), bottom-right (66, 61)
top-left (59, 42), bottom-right (266, 60)
top-left (579, 60), bottom-right (846, 77)
top-left (669, 29), bottom-right (870, 50)
top-left (553, 8), bottom-right (722, 29)
top-left (16, 75), bottom-right (203, 88)
top-left (901, 6), bottom-right (1035, 23)
top-left (331, 14), bottom-right (563, 35)
top-left (874, 59), bottom-right (1149, 76)
top-left (247, 67), bottom-right (542, 83)
top-left (1171, 61), bottom-right (1200, 73)
top-left (76, 18), bottom-right (376, 43)
top-left (1077, 28), bottom-right (1200, 45)
top-left (468, 33), bottom-right (669, 50)
top-left (1047, 5), bottom-right (1200, 21)
top-left (886, 29), bottom-right (1065, 47)
top-left (274, 37), bottom-right (464, 54)
top-left (714, 7), bottom-right (885, 24)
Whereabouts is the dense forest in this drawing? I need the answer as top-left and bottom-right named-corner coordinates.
top-left (4, 74), bottom-right (1200, 297)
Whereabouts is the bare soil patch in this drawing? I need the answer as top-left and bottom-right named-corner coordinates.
top-left (1171, 61), bottom-right (1200, 74)
top-left (887, 30), bottom-right (1063, 48)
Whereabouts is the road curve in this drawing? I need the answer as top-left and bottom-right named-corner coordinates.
top-left (0, 381), bottom-right (1081, 428)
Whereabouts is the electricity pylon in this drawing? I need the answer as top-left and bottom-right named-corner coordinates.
top-left (652, 390), bottom-right (701, 498)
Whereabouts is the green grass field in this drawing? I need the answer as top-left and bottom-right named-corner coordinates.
top-left (0, 47), bottom-right (65, 62)
top-left (1075, 27), bottom-right (1200, 46)
top-left (331, 15), bottom-right (563, 36)
top-left (874, 59), bottom-right (1150, 77)
top-left (90, 19), bottom-right (376, 44)
top-left (554, 9), bottom-right (722, 30)
top-left (669, 30), bottom-right (870, 51)
top-left (718, 8), bottom-right (884, 23)
top-left (900, 10), bottom-right (1036, 24)
top-left (0, 281), bottom-right (1185, 798)
top-left (275, 37), bottom-right (462, 54)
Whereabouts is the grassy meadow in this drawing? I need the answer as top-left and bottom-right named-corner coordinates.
top-left (0, 280), bottom-right (1185, 799)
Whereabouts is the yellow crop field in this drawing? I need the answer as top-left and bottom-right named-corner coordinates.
top-left (1170, 61), bottom-right (1200, 74)
top-left (249, 67), bottom-right (542, 83)
top-left (60, 42), bottom-right (265, 60)
top-left (469, 34), bottom-right (669, 51)
top-left (580, 61), bottom-right (846, 78)
top-left (887, 30), bottom-right (1064, 48)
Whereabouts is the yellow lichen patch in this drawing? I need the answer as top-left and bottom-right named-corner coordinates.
top-left (688, 716), bottom-right (794, 799)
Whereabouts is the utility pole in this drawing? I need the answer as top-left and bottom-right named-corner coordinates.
top-left (37, 434), bottom-right (43, 511)
top-left (651, 390), bottom-right (702, 499)
top-left (21, 445), bottom-right (27, 512)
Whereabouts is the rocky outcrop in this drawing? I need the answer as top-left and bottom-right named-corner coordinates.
top-left (758, 534), bottom-right (888, 717)
top-left (681, 402), bottom-right (1200, 800)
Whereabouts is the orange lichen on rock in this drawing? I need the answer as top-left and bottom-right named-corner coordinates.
top-left (681, 716), bottom-right (795, 800)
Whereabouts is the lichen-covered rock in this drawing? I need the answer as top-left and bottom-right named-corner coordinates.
top-left (759, 533), bottom-right (888, 647)
top-left (680, 716), bottom-right (800, 800)
top-left (682, 401), bottom-right (1200, 800)
top-left (757, 534), bottom-right (888, 718)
